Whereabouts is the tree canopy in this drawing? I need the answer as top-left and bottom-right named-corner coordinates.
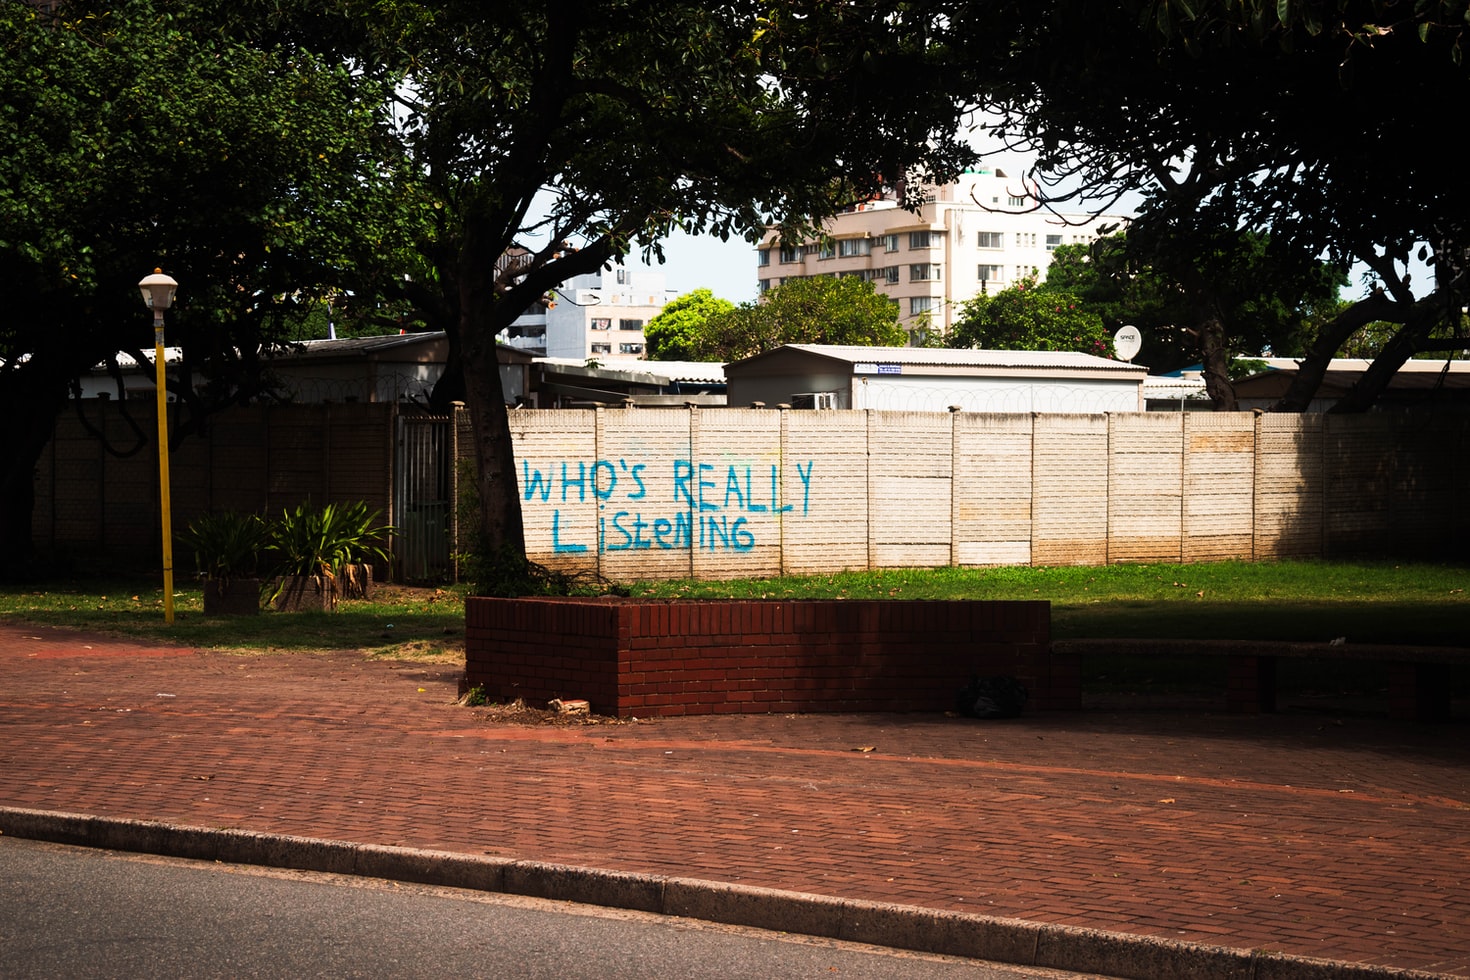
top-left (967, 0), bottom-right (1470, 410)
top-left (695, 276), bottom-right (907, 362)
top-left (0, 0), bottom-right (410, 561)
top-left (643, 290), bottom-right (736, 361)
top-left (1040, 233), bottom-right (1345, 387)
top-left (947, 277), bottom-right (1111, 357)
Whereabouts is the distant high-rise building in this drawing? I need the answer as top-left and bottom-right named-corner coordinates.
top-left (757, 169), bottom-right (1129, 340)
top-left (503, 263), bottom-right (676, 362)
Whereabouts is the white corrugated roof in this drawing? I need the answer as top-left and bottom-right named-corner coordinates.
top-left (1142, 376), bottom-right (1209, 398)
top-left (768, 344), bottom-right (1145, 373)
top-left (537, 358), bottom-right (726, 384)
top-left (284, 332), bottom-right (447, 358)
top-left (1248, 356), bottom-right (1470, 374)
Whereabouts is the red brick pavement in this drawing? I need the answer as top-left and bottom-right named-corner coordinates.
top-left (2, 623), bottom-right (1467, 975)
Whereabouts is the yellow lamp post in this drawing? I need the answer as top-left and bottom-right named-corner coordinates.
top-left (138, 269), bottom-right (179, 623)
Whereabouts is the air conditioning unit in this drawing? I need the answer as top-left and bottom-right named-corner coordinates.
top-left (790, 391), bottom-right (837, 409)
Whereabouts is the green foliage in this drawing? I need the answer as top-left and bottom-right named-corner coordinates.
top-left (644, 289), bottom-right (735, 361)
top-left (1230, 358), bottom-right (1269, 381)
top-left (2, 0), bottom-right (409, 349)
top-left (0, 0), bottom-right (419, 558)
top-left (462, 535), bottom-right (625, 599)
top-left (1037, 232), bottom-right (1345, 375)
top-left (177, 512), bottom-right (269, 582)
top-left (695, 276), bottom-right (907, 361)
top-left (967, 0), bottom-right (1470, 408)
top-left (267, 501), bottom-right (393, 582)
top-left (949, 278), bottom-right (1112, 356)
top-left (1041, 238), bottom-right (1180, 362)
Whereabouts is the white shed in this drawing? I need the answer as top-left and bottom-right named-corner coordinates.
top-left (724, 345), bottom-right (1146, 413)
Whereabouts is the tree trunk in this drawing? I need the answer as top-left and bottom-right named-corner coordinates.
top-left (1273, 291), bottom-right (1398, 412)
top-left (0, 379), bottom-right (71, 576)
top-left (1328, 305), bottom-right (1441, 413)
top-left (458, 230), bottom-right (525, 567)
top-left (1195, 312), bottom-right (1238, 411)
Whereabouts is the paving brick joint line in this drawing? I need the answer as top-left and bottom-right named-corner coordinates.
top-left (1, 624), bottom-right (1467, 979)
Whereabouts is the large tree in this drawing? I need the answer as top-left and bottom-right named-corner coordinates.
top-left (643, 289), bottom-right (736, 362)
top-left (0, 0), bottom-right (410, 564)
top-left (358, 0), bottom-right (981, 585)
top-left (947, 277), bottom-right (1112, 357)
top-left (694, 276), bottom-right (908, 362)
top-left (967, 0), bottom-right (1470, 411)
top-left (1042, 233), bottom-right (1345, 391)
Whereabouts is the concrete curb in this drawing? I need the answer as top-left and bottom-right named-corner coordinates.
top-left (0, 806), bottom-right (1449, 980)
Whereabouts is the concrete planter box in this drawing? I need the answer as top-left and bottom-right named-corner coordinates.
top-left (271, 575), bottom-right (336, 612)
top-left (465, 597), bottom-right (1060, 718)
top-left (201, 577), bottom-right (262, 616)
top-left (269, 564), bottom-right (374, 612)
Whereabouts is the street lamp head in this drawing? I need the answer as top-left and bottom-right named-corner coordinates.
top-left (138, 268), bottom-right (178, 311)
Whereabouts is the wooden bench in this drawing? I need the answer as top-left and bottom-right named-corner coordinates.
top-left (1049, 639), bottom-right (1468, 722)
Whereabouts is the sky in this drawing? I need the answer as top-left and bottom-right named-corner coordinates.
top-left (623, 229), bottom-right (762, 304)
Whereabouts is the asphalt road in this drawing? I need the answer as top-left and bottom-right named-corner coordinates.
top-left (0, 838), bottom-right (1102, 980)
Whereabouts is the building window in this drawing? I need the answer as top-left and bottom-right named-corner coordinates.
top-left (909, 263), bottom-right (940, 282)
top-left (908, 230), bottom-right (933, 249)
top-left (884, 234), bottom-right (900, 252)
top-left (837, 237), bottom-right (871, 257)
top-left (618, 318), bottom-right (643, 331)
top-left (590, 317), bottom-right (611, 331)
top-left (619, 342), bottom-right (644, 355)
top-left (1045, 234), bottom-right (1063, 251)
top-left (977, 264), bottom-right (1003, 282)
top-left (1007, 195), bottom-right (1027, 207)
top-left (817, 242), bottom-right (835, 260)
top-left (757, 249), bottom-right (771, 267)
top-left (758, 279), bottom-right (771, 293)
top-left (779, 245), bottom-right (799, 264)
top-left (1016, 265), bottom-right (1037, 279)
top-left (909, 296), bottom-right (936, 315)
top-left (615, 268), bottom-right (630, 285)
top-left (883, 266), bottom-right (900, 284)
top-left (590, 343), bottom-right (611, 354)
top-left (977, 231), bottom-right (1003, 249)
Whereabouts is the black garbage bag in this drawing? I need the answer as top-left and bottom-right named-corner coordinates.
top-left (956, 675), bottom-right (1028, 719)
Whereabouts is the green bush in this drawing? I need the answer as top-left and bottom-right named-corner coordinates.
top-left (177, 511), bottom-right (270, 583)
top-left (267, 500), bottom-right (393, 582)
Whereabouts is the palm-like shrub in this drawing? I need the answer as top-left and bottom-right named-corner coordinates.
top-left (268, 501), bottom-right (393, 579)
top-left (177, 511), bottom-right (269, 585)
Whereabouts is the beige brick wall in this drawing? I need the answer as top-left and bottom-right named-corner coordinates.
top-left (781, 410), bottom-right (868, 574)
top-left (507, 408), bottom-right (1469, 579)
top-left (953, 413), bottom-right (1034, 567)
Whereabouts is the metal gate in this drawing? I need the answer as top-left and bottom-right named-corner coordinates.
top-left (394, 413), bottom-right (455, 582)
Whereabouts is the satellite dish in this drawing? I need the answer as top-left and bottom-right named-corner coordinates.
top-left (1113, 325), bottom-right (1142, 362)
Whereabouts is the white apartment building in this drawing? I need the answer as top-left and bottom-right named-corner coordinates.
top-left (528, 264), bottom-right (677, 362)
top-left (757, 168), bottom-right (1128, 339)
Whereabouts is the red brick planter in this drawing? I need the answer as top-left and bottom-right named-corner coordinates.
top-left (465, 597), bottom-right (1060, 718)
